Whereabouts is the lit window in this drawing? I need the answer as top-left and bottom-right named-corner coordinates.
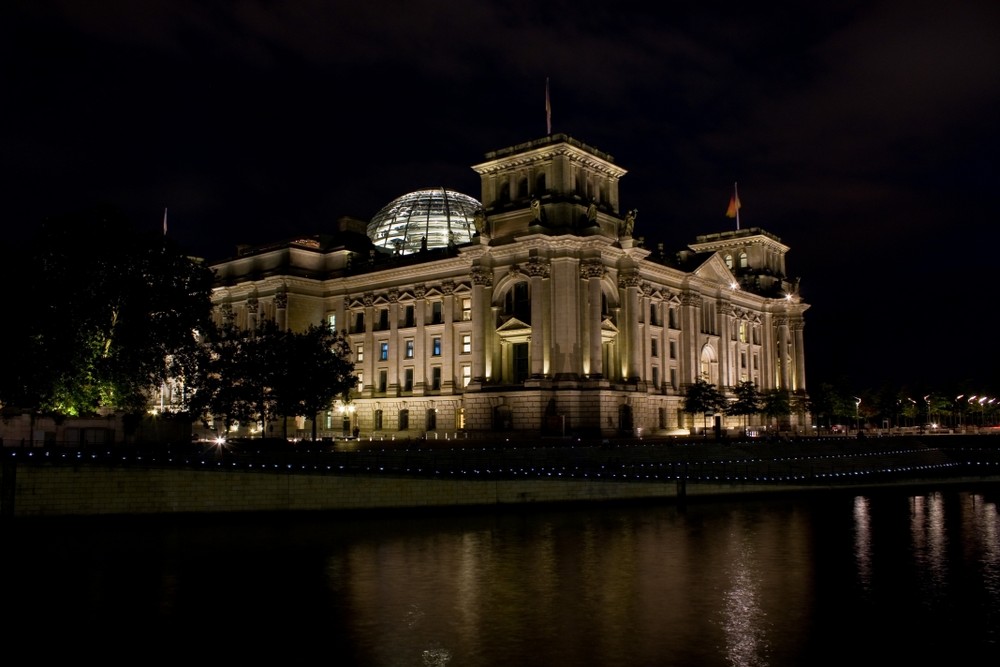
top-left (462, 334), bottom-right (471, 353)
top-left (462, 297), bottom-right (472, 321)
top-left (405, 339), bottom-right (414, 359)
top-left (328, 314), bottom-right (336, 331)
top-left (462, 365), bottom-right (471, 387)
top-left (355, 344), bottom-right (364, 362)
top-left (379, 342), bottom-right (388, 361)
top-left (432, 337), bottom-right (441, 356)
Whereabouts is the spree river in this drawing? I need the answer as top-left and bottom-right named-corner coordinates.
top-left (5, 485), bottom-right (999, 666)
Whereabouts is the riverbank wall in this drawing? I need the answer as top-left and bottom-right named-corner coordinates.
top-left (4, 435), bottom-right (999, 518)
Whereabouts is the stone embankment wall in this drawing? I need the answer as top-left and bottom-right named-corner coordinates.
top-left (6, 465), bottom-right (781, 517)
top-left (5, 435), bottom-right (999, 518)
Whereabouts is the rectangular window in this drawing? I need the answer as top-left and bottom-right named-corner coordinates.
top-left (355, 344), bottom-right (364, 362)
top-left (404, 304), bottom-right (415, 327)
top-left (328, 314), bottom-right (336, 332)
top-left (670, 368), bottom-right (677, 389)
top-left (462, 365), bottom-right (471, 387)
top-left (378, 309), bottom-right (388, 331)
top-left (404, 368), bottom-right (413, 392)
top-left (651, 338), bottom-right (658, 357)
top-left (405, 339), bottom-right (414, 359)
top-left (652, 366), bottom-right (660, 388)
top-left (356, 372), bottom-right (363, 392)
top-left (379, 342), bottom-right (388, 361)
top-left (374, 409), bottom-right (383, 430)
top-left (432, 337), bottom-right (441, 356)
top-left (378, 369), bottom-right (387, 393)
top-left (462, 334), bottom-right (471, 353)
top-left (431, 366), bottom-right (441, 390)
top-left (669, 340), bottom-right (677, 360)
top-left (432, 301), bottom-right (443, 324)
top-left (462, 297), bottom-right (472, 321)
top-left (741, 351), bottom-right (747, 369)
top-left (668, 308), bottom-right (678, 329)
top-left (354, 312), bottom-right (364, 333)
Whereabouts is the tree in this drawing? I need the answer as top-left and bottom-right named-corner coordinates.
top-left (191, 320), bottom-right (282, 438)
top-left (193, 321), bottom-right (358, 441)
top-left (274, 324), bottom-right (357, 441)
top-left (729, 380), bottom-right (762, 434)
top-left (1, 206), bottom-right (214, 424)
top-left (760, 389), bottom-right (792, 431)
top-left (683, 378), bottom-right (726, 434)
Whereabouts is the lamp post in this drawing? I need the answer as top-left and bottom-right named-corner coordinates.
top-left (852, 396), bottom-right (861, 433)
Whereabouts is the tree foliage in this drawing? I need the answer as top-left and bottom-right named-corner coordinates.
top-left (728, 380), bottom-right (762, 431)
top-left (1, 206), bottom-right (214, 418)
top-left (191, 320), bottom-right (357, 439)
top-left (683, 378), bottom-right (727, 433)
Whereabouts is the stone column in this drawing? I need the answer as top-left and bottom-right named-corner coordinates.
top-left (413, 284), bottom-right (427, 394)
top-left (717, 301), bottom-right (733, 389)
top-left (679, 291), bottom-right (700, 385)
top-left (470, 268), bottom-right (492, 383)
top-left (441, 281), bottom-right (455, 392)
top-left (619, 272), bottom-right (642, 381)
top-left (792, 317), bottom-right (806, 393)
top-left (273, 290), bottom-right (286, 332)
top-left (362, 292), bottom-right (375, 398)
top-left (581, 259), bottom-right (604, 378)
top-left (526, 257), bottom-right (550, 377)
top-left (776, 315), bottom-right (791, 390)
top-left (388, 288), bottom-right (400, 395)
top-left (247, 292), bottom-right (259, 331)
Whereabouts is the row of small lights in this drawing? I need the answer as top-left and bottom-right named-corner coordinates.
top-left (9, 445), bottom-right (997, 484)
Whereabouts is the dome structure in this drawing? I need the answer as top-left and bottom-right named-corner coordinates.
top-left (368, 187), bottom-right (483, 255)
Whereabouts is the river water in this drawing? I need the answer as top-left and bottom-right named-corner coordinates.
top-left (6, 485), bottom-right (999, 666)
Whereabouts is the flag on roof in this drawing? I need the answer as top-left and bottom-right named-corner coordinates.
top-left (725, 183), bottom-right (741, 229)
top-left (725, 186), bottom-right (740, 218)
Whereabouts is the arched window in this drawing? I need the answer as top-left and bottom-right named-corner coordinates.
top-left (739, 252), bottom-right (748, 269)
top-left (724, 254), bottom-right (733, 269)
top-left (535, 172), bottom-right (546, 193)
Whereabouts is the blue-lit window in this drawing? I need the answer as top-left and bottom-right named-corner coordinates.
top-left (432, 337), bottom-right (441, 356)
top-left (380, 342), bottom-right (388, 361)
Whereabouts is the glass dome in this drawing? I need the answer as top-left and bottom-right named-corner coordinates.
top-left (368, 188), bottom-right (483, 255)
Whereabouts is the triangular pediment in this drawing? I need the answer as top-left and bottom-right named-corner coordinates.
top-left (693, 253), bottom-right (737, 286)
top-left (497, 317), bottom-right (530, 333)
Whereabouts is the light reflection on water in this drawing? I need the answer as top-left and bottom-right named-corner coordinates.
top-left (4, 487), bottom-right (1000, 665)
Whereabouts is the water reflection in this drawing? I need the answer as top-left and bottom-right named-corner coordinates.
top-left (5, 488), bottom-right (1000, 665)
top-left (853, 496), bottom-right (873, 592)
top-left (720, 528), bottom-right (769, 667)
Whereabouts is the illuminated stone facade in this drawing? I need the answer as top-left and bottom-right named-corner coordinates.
top-left (209, 133), bottom-right (810, 438)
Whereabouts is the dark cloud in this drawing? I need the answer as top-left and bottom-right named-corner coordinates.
top-left (4, 0), bottom-right (999, 393)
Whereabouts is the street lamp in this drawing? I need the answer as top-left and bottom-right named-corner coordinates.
top-left (852, 396), bottom-right (861, 433)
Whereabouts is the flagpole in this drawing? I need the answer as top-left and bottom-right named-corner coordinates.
top-left (734, 183), bottom-right (740, 230)
top-left (545, 77), bottom-right (552, 135)
top-left (163, 207), bottom-right (168, 236)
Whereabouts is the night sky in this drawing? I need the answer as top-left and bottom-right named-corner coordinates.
top-left (4, 0), bottom-right (999, 395)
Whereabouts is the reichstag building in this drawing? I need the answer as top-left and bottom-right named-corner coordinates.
top-left (209, 133), bottom-right (810, 439)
